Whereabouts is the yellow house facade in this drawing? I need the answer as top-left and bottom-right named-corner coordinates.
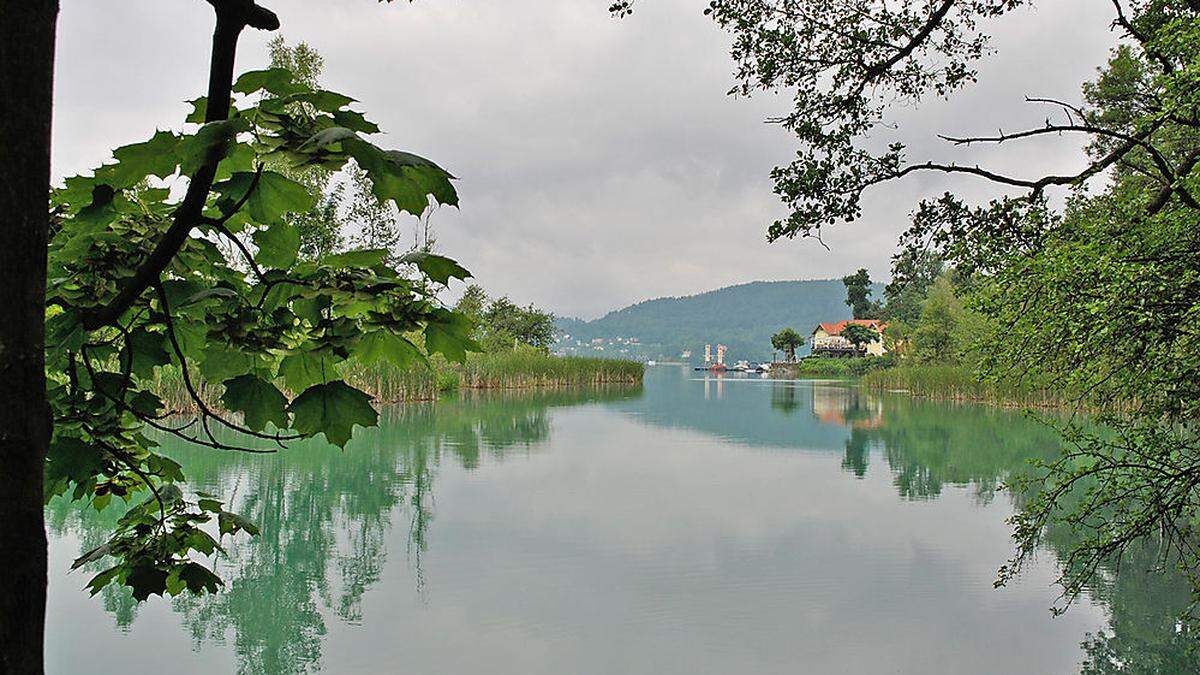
top-left (810, 319), bottom-right (888, 357)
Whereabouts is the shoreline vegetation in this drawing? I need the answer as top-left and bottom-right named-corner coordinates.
top-left (761, 270), bottom-right (1080, 412)
top-left (768, 357), bottom-right (1080, 410)
top-left (772, 357), bottom-right (1077, 411)
top-left (858, 363), bottom-right (1076, 410)
top-left (151, 350), bottom-right (644, 414)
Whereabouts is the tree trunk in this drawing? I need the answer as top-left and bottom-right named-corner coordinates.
top-left (0, 1), bottom-right (59, 673)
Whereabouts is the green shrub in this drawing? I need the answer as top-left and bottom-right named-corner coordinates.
top-left (778, 355), bottom-right (893, 378)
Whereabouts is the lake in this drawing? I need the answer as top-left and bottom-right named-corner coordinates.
top-left (45, 366), bottom-right (1194, 673)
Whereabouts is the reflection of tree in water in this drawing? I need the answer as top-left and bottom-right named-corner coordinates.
top-left (48, 386), bottom-right (640, 675)
top-left (1076, 540), bottom-right (1200, 674)
top-left (832, 394), bottom-right (1060, 502)
top-left (771, 382), bottom-right (799, 414)
top-left (841, 428), bottom-right (870, 478)
top-left (821, 391), bottom-right (1200, 669)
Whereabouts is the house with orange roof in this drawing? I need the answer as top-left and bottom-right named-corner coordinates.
top-left (810, 319), bottom-right (888, 357)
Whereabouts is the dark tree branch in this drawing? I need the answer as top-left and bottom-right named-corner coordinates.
top-left (885, 125), bottom-right (1154, 195)
top-left (1025, 96), bottom-right (1087, 126)
top-left (940, 121), bottom-right (1180, 190)
top-left (154, 280), bottom-right (299, 447)
top-left (1148, 148), bottom-right (1200, 215)
top-left (1109, 0), bottom-right (1175, 73)
top-left (81, 1), bottom-right (277, 331)
top-left (861, 0), bottom-right (955, 82)
top-left (77, 344), bottom-right (276, 453)
top-left (939, 124), bottom-right (1122, 146)
top-left (205, 218), bottom-right (266, 283)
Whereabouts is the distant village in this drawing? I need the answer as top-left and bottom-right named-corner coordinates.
top-left (554, 334), bottom-right (651, 358)
top-left (554, 318), bottom-right (887, 365)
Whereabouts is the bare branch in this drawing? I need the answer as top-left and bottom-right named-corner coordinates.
top-left (884, 125), bottom-right (1154, 194)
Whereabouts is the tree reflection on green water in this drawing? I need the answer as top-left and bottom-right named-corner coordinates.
top-left (48, 387), bottom-right (642, 674)
top-left (47, 372), bottom-right (1199, 673)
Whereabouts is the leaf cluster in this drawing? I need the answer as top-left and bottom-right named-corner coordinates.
top-left (46, 65), bottom-right (479, 600)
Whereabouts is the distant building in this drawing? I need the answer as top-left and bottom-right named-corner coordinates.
top-left (810, 319), bottom-right (888, 357)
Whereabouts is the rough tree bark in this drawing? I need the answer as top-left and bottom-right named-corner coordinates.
top-left (0, 1), bottom-right (59, 673)
top-left (0, 2), bottom-right (277, 670)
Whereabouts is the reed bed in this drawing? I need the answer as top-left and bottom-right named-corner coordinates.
top-left (341, 361), bottom-right (448, 403)
top-left (457, 351), bottom-right (643, 390)
top-left (860, 364), bottom-right (1078, 409)
top-left (150, 351), bottom-right (643, 412)
top-left (148, 366), bottom-right (221, 412)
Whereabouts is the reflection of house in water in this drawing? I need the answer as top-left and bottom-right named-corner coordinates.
top-left (810, 385), bottom-right (883, 428)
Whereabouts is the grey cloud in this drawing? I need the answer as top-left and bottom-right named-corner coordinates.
top-left (54, 0), bottom-right (1114, 318)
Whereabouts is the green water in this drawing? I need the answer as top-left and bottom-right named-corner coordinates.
top-left (45, 367), bottom-right (1196, 673)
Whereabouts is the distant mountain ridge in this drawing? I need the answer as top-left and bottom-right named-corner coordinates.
top-left (555, 279), bottom-right (883, 362)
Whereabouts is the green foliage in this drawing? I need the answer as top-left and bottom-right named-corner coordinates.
top-left (287, 381), bottom-right (379, 447)
top-left (860, 364), bottom-right (1069, 407)
top-left (883, 249), bottom-right (943, 323)
top-left (683, 0), bottom-right (1200, 615)
top-left (71, 488), bottom-right (251, 602)
top-left (424, 309), bottom-right (483, 362)
top-left (401, 251), bottom-right (471, 286)
top-left (267, 35), bottom-right (323, 90)
top-left (841, 268), bottom-right (881, 319)
top-left (840, 323), bottom-right (879, 350)
top-left (45, 60), bottom-right (476, 601)
top-left (456, 346), bottom-right (644, 388)
top-left (770, 327), bottom-right (803, 361)
top-left (219, 375), bottom-right (288, 432)
top-left (696, 0), bottom-right (1030, 239)
top-left (911, 277), bottom-right (974, 364)
top-left (455, 285), bottom-right (556, 353)
top-left (346, 164), bottom-right (408, 258)
top-left (874, 3), bottom-right (1200, 616)
top-left (266, 37), bottom-right (347, 261)
top-left (454, 283), bottom-right (488, 323)
top-left (778, 355), bottom-right (894, 378)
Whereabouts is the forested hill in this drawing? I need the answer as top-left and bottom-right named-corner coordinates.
top-left (555, 279), bottom-right (882, 362)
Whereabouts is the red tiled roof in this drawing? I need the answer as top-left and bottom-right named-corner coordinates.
top-left (814, 319), bottom-right (887, 336)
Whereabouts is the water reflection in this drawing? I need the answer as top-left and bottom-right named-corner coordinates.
top-left (47, 386), bottom-right (642, 674)
top-left (46, 370), bottom-right (1200, 673)
top-left (618, 370), bottom-right (1200, 671)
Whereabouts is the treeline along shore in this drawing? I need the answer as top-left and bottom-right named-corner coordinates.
top-left (764, 270), bottom-right (1102, 412)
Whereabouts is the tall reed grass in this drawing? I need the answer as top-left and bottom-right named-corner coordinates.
top-left (151, 350), bottom-right (644, 412)
top-left (860, 364), bottom-right (1077, 409)
top-left (457, 351), bottom-right (643, 390)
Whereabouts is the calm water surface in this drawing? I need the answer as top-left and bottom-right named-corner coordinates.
top-left (45, 367), bottom-right (1194, 673)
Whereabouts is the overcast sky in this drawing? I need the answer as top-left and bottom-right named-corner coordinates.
top-left (53, 0), bottom-right (1116, 318)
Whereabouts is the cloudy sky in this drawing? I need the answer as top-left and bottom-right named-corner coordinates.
top-left (53, 0), bottom-right (1116, 318)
